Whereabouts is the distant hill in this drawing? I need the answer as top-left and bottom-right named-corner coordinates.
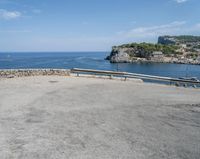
top-left (158, 35), bottom-right (200, 45)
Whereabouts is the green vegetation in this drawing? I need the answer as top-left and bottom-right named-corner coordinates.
top-left (194, 45), bottom-right (200, 49)
top-left (186, 53), bottom-right (199, 60)
top-left (174, 35), bottom-right (200, 43)
top-left (118, 42), bottom-right (179, 55)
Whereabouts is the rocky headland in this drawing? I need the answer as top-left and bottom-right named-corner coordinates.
top-left (106, 35), bottom-right (200, 65)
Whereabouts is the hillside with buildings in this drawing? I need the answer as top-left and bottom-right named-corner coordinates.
top-left (106, 35), bottom-right (200, 65)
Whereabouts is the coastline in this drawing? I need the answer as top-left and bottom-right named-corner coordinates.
top-left (107, 58), bottom-right (200, 65)
top-left (106, 53), bottom-right (200, 65)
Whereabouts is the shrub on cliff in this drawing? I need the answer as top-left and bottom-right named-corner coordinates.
top-left (117, 43), bottom-right (179, 55)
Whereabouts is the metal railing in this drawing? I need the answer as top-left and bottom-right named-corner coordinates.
top-left (71, 68), bottom-right (200, 87)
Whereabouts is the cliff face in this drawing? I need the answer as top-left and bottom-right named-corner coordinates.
top-left (158, 36), bottom-right (176, 45)
top-left (106, 45), bottom-right (152, 63)
top-left (108, 48), bottom-right (131, 63)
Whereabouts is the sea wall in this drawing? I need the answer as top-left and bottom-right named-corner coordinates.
top-left (0, 69), bottom-right (71, 78)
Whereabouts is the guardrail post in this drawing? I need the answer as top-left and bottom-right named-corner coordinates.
top-left (183, 83), bottom-right (187, 87)
top-left (175, 82), bottom-right (180, 87)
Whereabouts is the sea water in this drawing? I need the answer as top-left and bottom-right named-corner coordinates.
top-left (0, 52), bottom-right (200, 79)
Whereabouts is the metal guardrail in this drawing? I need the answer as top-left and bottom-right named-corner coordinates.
top-left (71, 68), bottom-right (200, 87)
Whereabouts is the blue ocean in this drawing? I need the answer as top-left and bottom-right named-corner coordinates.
top-left (0, 52), bottom-right (200, 79)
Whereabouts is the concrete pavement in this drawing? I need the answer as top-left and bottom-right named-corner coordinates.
top-left (0, 76), bottom-right (200, 159)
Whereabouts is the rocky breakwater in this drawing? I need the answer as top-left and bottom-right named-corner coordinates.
top-left (0, 69), bottom-right (71, 78)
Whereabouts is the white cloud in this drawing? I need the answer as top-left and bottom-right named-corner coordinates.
top-left (113, 21), bottom-right (200, 45)
top-left (118, 21), bottom-right (186, 38)
top-left (175, 0), bottom-right (188, 4)
top-left (0, 9), bottom-right (21, 20)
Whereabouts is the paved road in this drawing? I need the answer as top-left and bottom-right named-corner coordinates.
top-left (0, 76), bottom-right (200, 159)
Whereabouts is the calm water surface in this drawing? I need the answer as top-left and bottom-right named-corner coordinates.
top-left (0, 52), bottom-right (200, 79)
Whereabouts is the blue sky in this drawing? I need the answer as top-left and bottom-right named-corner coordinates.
top-left (0, 0), bottom-right (200, 51)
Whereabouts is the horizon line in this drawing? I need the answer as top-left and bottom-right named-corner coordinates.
top-left (0, 51), bottom-right (109, 53)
